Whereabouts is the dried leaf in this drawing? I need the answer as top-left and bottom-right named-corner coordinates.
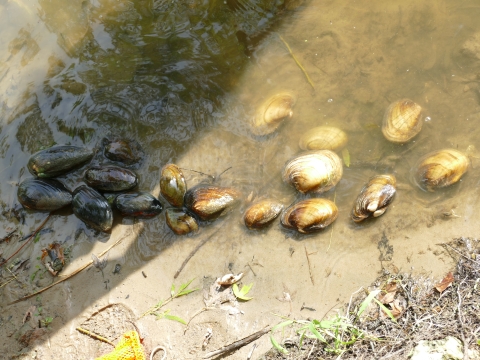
top-left (377, 291), bottom-right (396, 305)
top-left (434, 272), bottom-right (454, 293)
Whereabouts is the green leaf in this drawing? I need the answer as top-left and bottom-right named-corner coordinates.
top-left (342, 148), bottom-right (351, 167)
top-left (164, 314), bottom-right (187, 325)
top-left (357, 289), bottom-right (380, 317)
top-left (477, 339), bottom-right (480, 345)
top-left (299, 329), bottom-right (306, 348)
top-left (33, 232), bottom-right (41, 243)
top-left (176, 278), bottom-right (197, 297)
top-left (372, 298), bottom-right (397, 323)
top-left (272, 320), bottom-right (294, 332)
top-left (232, 283), bottom-right (253, 301)
top-left (308, 322), bottom-right (326, 342)
top-left (170, 284), bottom-right (175, 297)
top-left (270, 335), bottom-right (288, 354)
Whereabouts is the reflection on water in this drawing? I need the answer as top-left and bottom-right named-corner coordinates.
top-left (2, 0), bottom-right (480, 357)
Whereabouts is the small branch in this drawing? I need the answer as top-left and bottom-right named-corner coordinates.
top-left (76, 327), bottom-right (115, 347)
top-left (278, 35), bottom-right (315, 90)
top-left (203, 326), bottom-right (271, 359)
top-left (304, 245), bottom-right (315, 285)
top-left (174, 236), bottom-right (210, 279)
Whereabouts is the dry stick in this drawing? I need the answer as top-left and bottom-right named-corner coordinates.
top-left (304, 244), bottom-right (315, 285)
top-left (202, 326), bottom-right (271, 359)
top-left (278, 35), bottom-right (315, 90)
top-left (457, 280), bottom-right (469, 360)
top-left (246, 343), bottom-right (257, 360)
top-left (0, 214), bottom-right (52, 268)
top-left (9, 235), bottom-right (126, 305)
top-left (76, 327), bottom-right (115, 347)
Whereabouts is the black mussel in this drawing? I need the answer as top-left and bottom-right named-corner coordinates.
top-left (28, 145), bottom-right (94, 178)
top-left (243, 199), bottom-right (284, 230)
top-left (165, 208), bottom-right (199, 235)
top-left (102, 138), bottom-right (143, 165)
top-left (17, 178), bottom-right (72, 211)
top-left (114, 192), bottom-right (163, 218)
top-left (160, 164), bottom-right (187, 208)
top-left (84, 166), bottom-right (138, 192)
top-left (184, 185), bottom-right (241, 221)
top-left (72, 185), bottom-right (113, 232)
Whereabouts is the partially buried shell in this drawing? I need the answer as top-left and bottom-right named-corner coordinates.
top-left (85, 166), bottom-right (138, 192)
top-left (114, 193), bottom-right (163, 218)
top-left (28, 145), bottom-right (94, 178)
top-left (281, 198), bottom-right (338, 233)
top-left (351, 175), bottom-right (396, 222)
top-left (165, 208), bottom-right (199, 235)
top-left (283, 150), bottom-right (343, 194)
top-left (243, 199), bottom-right (284, 229)
top-left (299, 126), bottom-right (348, 152)
top-left (184, 185), bottom-right (241, 221)
top-left (250, 92), bottom-right (296, 136)
top-left (17, 178), bottom-right (72, 211)
top-left (102, 137), bottom-right (143, 165)
top-left (72, 185), bottom-right (113, 232)
top-left (382, 99), bottom-right (423, 143)
top-left (414, 149), bottom-right (469, 192)
top-left (160, 164), bottom-right (187, 207)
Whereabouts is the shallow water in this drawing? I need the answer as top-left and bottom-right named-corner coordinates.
top-left (2, 0), bottom-right (480, 358)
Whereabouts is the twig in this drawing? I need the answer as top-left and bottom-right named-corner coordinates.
top-left (150, 346), bottom-right (167, 360)
top-left (0, 214), bottom-right (51, 268)
top-left (278, 35), bottom-right (315, 90)
top-left (174, 236), bottom-right (210, 279)
top-left (202, 326), bottom-right (271, 359)
top-left (304, 244), bottom-right (315, 285)
top-left (246, 343), bottom-right (257, 360)
top-left (76, 327), bottom-right (115, 346)
top-left (9, 235), bottom-right (126, 304)
top-left (307, 339), bottom-right (317, 359)
top-left (457, 279), bottom-right (469, 360)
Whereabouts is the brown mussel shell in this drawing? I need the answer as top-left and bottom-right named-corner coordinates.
top-left (72, 185), bottom-right (113, 232)
top-left (184, 185), bottom-right (241, 221)
top-left (102, 137), bottom-right (143, 165)
top-left (414, 149), bottom-right (469, 192)
top-left (114, 192), bottom-right (163, 218)
top-left (299, 126), bottom-right (348, 152)
top-left (351, 175), bottom-right (396, 222)
top-left (382, 99), bottom-right (423, 143)
top-left (85, 166), bottom-right (138, 192)
top-left (281, 198), bottom-right (338, 233)
top-left (165, 208), bottom-right (199, 235)
top-left (17, 178), bottom-right (72, 211)
top-left (243, 199), bottom-right (284, 230)
top-left (251, 92), bottom-right (296, 136)
top-left (160, 164), bottom-right (187, 208)
top-left (282, 150), bottom-right (343, 194)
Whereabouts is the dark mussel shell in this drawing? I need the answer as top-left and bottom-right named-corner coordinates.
top-left (243, 199), bottom-right (284, 230)
top-left (17, 178), bottom-right (72, 211)
top-left (351, 175), bottom-right (396, 222)
top-left (85, 166), bottom-right (138, 192)
top-left (184, 185), bottom-right (241, 221)
top-left (28, 145), bottom-right (94, 178)
top-left (281, 198), bottom-right (338, 233)
top-left (160, 164), bottom-right (187, 208)
top-left (114, 192), bottom-right (163, 218)
top-left (165, 208), bottom-right (199, 235)
top-left (72, 185), bottom-right (113, 232)
top-left (102, 137), bottom-right (144, 165)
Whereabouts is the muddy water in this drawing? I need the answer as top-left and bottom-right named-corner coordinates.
top-left (1, 0), bottom-right (480, 359)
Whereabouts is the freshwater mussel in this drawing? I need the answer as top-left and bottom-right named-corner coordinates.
top-left (283, 150), bottom-right (343, 194)
top-left (184, 185), bottom-right (241, 221)
top-left (299, 126), bottom-right (348, 152)
top-left (28, 145), bottom-right (94, 178)
top-left (17, 178), bottom-right (72, 211)
top-left (85, 166), bottom-right (138, 192)
top-left (351, 175), bottom-right (396, 222)
top-left (250, 92), bottom-right (296, 136)
top-left (243, 199), bottom-right (284, 230)
top-left (160, 164), bottom-right (187, 208)
top-left (413, 149), bottom-right (469, 192)
top-left (281, 198), bottom-right (338, 233)
top-left (72, 185), bottom-right (113, 232)
top-left (382, 99), bottom-right (423, 143)
top-left (102, 137), bottom-right (143, 165)
top-left (114, 192), bottom-right (163, 218)
top-left (165, 208), bottom-right (199, 235)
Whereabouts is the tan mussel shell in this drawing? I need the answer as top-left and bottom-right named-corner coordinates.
top-left (184, 185), bottom-right (241, 221)
top-left (414, 149), bottom-right (469, 192)
top-left (281, 198), bottom-right (338, 233)
top-left (250, 92), bottom-right (296, 136)
top-left (282, 150), bottom-right (343, 194)
top-left (160, 164), bottom-right (187, 207)
top-left (165, 208), bottom-right (198, 235)
top-left (243, 199), bottom-right (284, 230)
top-left (351, 175), bottom-right (396, 222)
top-left (382, 99), bottom-right (423, 143)
top-left (299, 126), bottom-right (348, 151)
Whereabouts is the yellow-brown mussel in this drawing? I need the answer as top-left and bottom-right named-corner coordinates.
top-left (165, 208), bottom-right (199, 235)
top-left (282, 150), bottom-right (343, 194)
top-left (184, 185), bottom-right (241, 221)
top-left (413, 149), bottom-right (469, 192)
top-left (160, 164), bottom-right (187, 207)
top-left (382, 99), bottom-right (423, 143)
top-left (250, 92), bottom-right (296, 136)
top-left (299, 126), bottom-right (348, 152)
top-left (351, 175), bottom-right (396, 222)
top-left (281, 198), bottom-right (338, 233)
top-left (243, 199), bottom-right (284, 230)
